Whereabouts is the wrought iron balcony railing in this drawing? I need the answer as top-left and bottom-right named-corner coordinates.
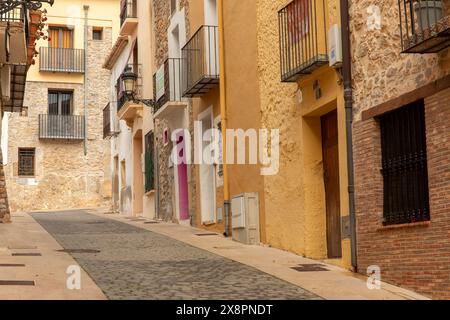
top-left (181, 25), bottom-right (220, 97)
top-left (278, 0), bottom-right (329, 82)
top-left (0, 5), bottom-right (26, 22)
top-left (153, 58), bottom-right (184, 112)
top-left (116, 63), bottom-right (142, 112)
top-left (39, 114), bottom-right (85, 140)
top-left (39, 47), bottom-right (85, 73)
top-left (399, 0), bottom-right (450, 53)
top-left (120, 0), bottom-right (137, 27)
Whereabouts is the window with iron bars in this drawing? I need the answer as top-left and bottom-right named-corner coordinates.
top-left (18, 148), bottom-right (36, 177)
top-left (379, 100), bottom-right (430, 226)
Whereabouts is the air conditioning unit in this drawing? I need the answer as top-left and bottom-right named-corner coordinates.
top-left (328, 24), bottom-right (342, 68)
top-left (231, 193), bottom-right (260, 245)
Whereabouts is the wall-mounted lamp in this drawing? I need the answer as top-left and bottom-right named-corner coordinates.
top-left (120, 66), bottom-right (156, 108)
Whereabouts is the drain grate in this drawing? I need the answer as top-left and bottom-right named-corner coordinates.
top-left (195, 233), bottom-right (218, 236)
top-left (291, 264), bottom-right (329, 272)
top-left (8, 245), bottom-right (37, 250)
top-left (144, 221), bottom-right (158, 224)
top-left (57, 249), bottom-right (100, 254)
top-left (0, 264), bottom-right (26, 267)
top-left (85, 222), bottom-right (105, 225)
top-left (12, 253), bottom-right (41, 257)
top-left (0, 280), bottom-right (35, 286)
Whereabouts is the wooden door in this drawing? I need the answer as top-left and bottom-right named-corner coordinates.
top-left (321, 109), bottom-right (342, 259)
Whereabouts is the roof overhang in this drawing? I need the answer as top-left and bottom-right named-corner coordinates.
top-left (103, 35), bottom-right (128, 70)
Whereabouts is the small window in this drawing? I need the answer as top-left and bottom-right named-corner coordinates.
top-left (18, 148), bottom-right (35, 177)
top-left (379, 100), bottom-right (430, 226)
top-left (93, 28), bottom-right (103, 40)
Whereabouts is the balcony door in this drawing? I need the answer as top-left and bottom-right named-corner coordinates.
top-left (48, 27), bottom-right (74, 70)
top-left (48, 91), bottom-right (73, 138)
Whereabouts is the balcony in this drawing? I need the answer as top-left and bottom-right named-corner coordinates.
top-left (0, 5), bottom-right (28, 65)
top-left (39, 47), bottom-right (85, 73)
top-left (117, 64), bottom-right (143, 126)
top-left (120, 0), bottom-right (138, 36)
top-left (182, 25), bottom-right (220, 97)
top-left (278, 0), bottom-right (329, 82)
top-left (153, 58), bottom-right (187, 120)
top-left (399, 0), bottom-right (450, 53)
top-left (39, 114), bottom-right (85, 140)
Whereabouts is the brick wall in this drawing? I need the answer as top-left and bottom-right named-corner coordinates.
top-left (354, 87), bottom-right (450, 299)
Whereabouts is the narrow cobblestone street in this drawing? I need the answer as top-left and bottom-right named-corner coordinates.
top-left (31, 210), bottom-right (320, 300)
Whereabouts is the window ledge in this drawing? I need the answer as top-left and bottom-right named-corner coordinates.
top-left (377, 220), bottom-right (430, 232)
top-left (145, 190), bottom-right (155, 197)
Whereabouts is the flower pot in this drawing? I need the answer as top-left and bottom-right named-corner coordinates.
top-left (414, 0), bottom-right (443, 30)
top-left (29, 10), bottom-right (42, 25)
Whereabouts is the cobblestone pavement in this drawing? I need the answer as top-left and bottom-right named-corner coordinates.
top-left (31, 210), bottom-right (321, 300)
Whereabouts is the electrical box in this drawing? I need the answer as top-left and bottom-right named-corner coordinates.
top-left (231, 193), bottom-right (260, 245)
top-left (328, 24), bottom-right (342, 68)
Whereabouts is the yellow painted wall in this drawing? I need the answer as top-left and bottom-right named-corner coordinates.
top-left (27, 0), bottom-right (120, 84)
top-left (253, 0), bottom-right (351, 269)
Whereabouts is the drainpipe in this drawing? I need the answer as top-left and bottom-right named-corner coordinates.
top-left (217, 0), bottom-right (231, 236)
top-left (340, 0), bottom-right (357, 271)
top-left (83, 5), bottom-right (89, 156)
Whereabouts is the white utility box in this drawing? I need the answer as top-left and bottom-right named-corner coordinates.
top-left (328, 24), bottom-right (343, 68)
top-left (231, 193), bottom-right (260, 245)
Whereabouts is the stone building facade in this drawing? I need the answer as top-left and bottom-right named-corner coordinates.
top-left (350, 0), bottom-right (450, 299)
top-left (5, 4), bottom-right (117, 213)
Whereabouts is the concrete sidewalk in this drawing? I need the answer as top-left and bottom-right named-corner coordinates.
top-left (0, 212), bottom-right (105, 300)
top-left (86, 208), bottom-right (430, 300)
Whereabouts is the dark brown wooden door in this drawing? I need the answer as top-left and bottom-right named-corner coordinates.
top-left (321, 109), bottom-right (342, 258)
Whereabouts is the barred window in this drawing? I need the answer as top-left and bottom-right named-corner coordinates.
top-left (379, 100), bottom-right (430, 226)
top-left (18, 148), bottom-right (35, 177)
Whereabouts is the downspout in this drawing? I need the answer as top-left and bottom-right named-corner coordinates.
top-left (340, 0), bottom-right (357, 271)
top-left (217, 0), bottom-right (231, 236)
top-left (83, 5), bottom-right (89, 156)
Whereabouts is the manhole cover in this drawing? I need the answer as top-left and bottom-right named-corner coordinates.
top-left (291, 264), bottom-right (329, 272)
top-left (57, 249), bottom-right (100, 254)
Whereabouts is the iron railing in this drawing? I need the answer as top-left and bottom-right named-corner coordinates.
top-left (278, 0), bottom-right (329, 82)
top-left (39, 47), bottom-right (85, 73)
top-left (153, 58), bottom-right (184, 112)
top-left (182, 25), bottom-right (220, 97)
top-left (0, 5), bottom-right (26, 22)
top-left (39, 114), bottom-right (85, 140)
top-left (399, 0), bottom-right (450, 53)
top-left (103, 103), bottom-right (112, 139)
top-left (116, 63), bottom-right (142, 112)
top-left (120, 0), bottom-right (137, 26)
top-left (379, 100), bottom-right (430, 226)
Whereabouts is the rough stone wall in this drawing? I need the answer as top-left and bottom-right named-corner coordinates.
top-left (0, 147), bottom-right (11, 222)
top-left (354, 88), bottom-right (450, 299)
top-left (349, 0), bottom-right (450, 120)
top-left (5, 27), bottom-right (113, 212)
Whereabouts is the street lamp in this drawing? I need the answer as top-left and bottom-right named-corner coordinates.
top-left (120, 66), bottom-right (155, 108)
top-left (0, 0), bottom-right (54, 15)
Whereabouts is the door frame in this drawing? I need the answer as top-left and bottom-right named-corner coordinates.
top-left (197, 106), bottom-right (216, 224)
